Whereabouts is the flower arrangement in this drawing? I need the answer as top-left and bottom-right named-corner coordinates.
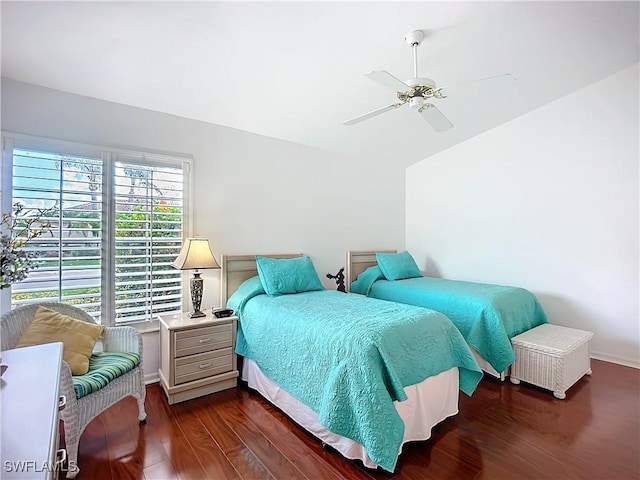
top-left (0, 203), bottom-right (55, 289)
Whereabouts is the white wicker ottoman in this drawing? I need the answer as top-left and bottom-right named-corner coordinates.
top-left (510, 324), bottom-right (593, 399)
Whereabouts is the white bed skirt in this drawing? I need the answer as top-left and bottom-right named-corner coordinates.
top-left (242, 358), bottom-right (459, 469)
top-left (472, 349), bottom-right (510, 380)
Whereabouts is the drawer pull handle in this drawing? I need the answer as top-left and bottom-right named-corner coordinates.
top-left (58, 395), bottom-right (67, 411)
top-left (199, 337), bottom-right (212, 344)
top-left (55, 448), bottom-right (67, 468)
top-left (199, 362), bottom-right (212, 369)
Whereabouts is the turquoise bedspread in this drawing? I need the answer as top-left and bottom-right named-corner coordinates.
top-left (351, 267), bottom-right (548, 373)
top-left (228, 280), bottom-right (482, 472)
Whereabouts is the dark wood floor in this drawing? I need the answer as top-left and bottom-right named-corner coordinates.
top-left (72, 359), bottom-right (639, 480)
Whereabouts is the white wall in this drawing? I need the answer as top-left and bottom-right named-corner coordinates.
top-left (1, 78), bottom-right (407, 377)
top-left (406, 64), bottom-right (639, 367)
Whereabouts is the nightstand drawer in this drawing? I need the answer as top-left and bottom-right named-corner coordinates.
top-left (174, 323), bottom-right (232, 357)
top-left (174, 347), bottom-right (233, 384)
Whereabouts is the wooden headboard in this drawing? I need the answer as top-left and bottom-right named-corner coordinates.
top-left (345, 250), bottom-right (396, 292)
top-left (220, 253), bottom-right (302, 306)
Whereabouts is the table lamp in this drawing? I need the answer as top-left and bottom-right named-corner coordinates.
top-left (171, 238), bottom-right (220, 318)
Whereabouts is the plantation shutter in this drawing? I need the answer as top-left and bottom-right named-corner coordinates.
top-left (113, 158), bottom-right (184, 323)
top-left (11, 149), bottom-right (104, 316)
top-left (7, 139), bottom-right (188, 326)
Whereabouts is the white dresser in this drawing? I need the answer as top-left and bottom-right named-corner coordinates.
top-left (1, 342), bottom-right (66, 479)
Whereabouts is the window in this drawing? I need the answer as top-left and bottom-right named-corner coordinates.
top-left (2, 135), bottom-right (190, 326)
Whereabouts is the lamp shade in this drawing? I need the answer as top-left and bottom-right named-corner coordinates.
top-left (171, 238), bottom-right (220, 270)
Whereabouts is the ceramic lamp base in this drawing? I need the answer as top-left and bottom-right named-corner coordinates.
top-left (189, 272), bottom-right (205, 318)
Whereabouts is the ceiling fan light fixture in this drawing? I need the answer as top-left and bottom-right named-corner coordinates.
top-left (409, 96), bottom-right (425, 110)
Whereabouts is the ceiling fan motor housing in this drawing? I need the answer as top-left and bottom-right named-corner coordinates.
top-left (406, 77), bottom-right (436, 89)
top-left (397, 78), bottom-right (437, 104)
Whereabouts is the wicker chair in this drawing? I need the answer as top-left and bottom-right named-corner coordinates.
top-left (0, 302), bottom-right (147, 478)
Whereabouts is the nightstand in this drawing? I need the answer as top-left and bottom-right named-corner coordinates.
top-left (159, 312), bottom-right (238, 404)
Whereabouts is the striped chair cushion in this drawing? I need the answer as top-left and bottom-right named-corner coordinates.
top-left (72, 352), bottom-right (140, 399)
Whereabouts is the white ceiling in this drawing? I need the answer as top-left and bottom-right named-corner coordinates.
top-left (2, 1), bottom-right (639, 166)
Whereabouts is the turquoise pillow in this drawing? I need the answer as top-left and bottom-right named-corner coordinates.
top-left (350, 265), bottom-right (385, 295)
top-left (255, 256), bottom-right (325, 296)
top-left (226, 275), bottom-right (265, 313)
top-left (376, 251), bottom-right (422, 281)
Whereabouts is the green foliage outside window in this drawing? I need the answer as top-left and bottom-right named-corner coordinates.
top-left (12, 201), bottom-right (182, 307)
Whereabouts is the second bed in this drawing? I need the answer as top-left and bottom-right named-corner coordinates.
top-left (347, 250), bottom-right (548, 378)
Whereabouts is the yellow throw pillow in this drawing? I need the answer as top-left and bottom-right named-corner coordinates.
top-left (15, 306), bottom-right (105, 375)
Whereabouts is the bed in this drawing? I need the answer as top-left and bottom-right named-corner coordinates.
top-left (346, 250), bottom-right (549, 379)
top-left (221, 253), bottom-right (483, 472)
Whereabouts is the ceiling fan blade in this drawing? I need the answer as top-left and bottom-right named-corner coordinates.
top-left (419, 104), bottom-right (453, 132)
top-left (364, 71), bottom-right (410, 93)
top-left (435, 73), bottom-right (516, 98)
top-left (343, 102), bottom-right (404, 126)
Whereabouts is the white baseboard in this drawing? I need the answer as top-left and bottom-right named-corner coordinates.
top-left (144, 371), bottom-right (160, 385)
top-left (591, 351), bottom-right (639, 369)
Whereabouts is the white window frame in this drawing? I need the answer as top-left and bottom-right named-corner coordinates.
top-left (1, 132), bottom-right (194, 330)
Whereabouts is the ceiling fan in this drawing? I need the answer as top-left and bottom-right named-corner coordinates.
top-left (343, 30), bottom-right (515, 132)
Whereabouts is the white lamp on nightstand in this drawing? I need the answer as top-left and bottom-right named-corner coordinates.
top-left (171, 238), bottom-right (220, 318)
